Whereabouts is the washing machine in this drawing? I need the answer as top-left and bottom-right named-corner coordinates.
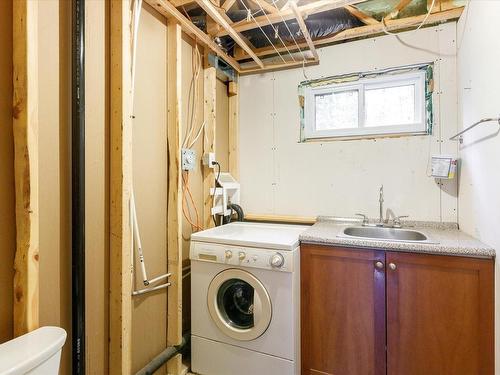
top-left (190, 222), bottom-right (309, 375)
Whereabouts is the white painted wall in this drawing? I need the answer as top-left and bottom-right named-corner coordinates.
top-left (457, 2), bottom-right (500, 373)
top-left (239, 23), bottom-right (458, 221)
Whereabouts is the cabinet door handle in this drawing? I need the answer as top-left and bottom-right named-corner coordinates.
top-left (389, 262), bottom-right (397, 270)
top-left (375, 261), bottom-right (384, 270)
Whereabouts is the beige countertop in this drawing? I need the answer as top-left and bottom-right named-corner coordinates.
top-left (299, 217), bottom-right (495, 259)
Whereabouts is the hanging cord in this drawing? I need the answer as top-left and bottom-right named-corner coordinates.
top-left (252, 1), bottom-right (297, 62)
top-left (239, 0), bottom-right (288, 63)
top-left (270, 0), bottom-right (308, 62)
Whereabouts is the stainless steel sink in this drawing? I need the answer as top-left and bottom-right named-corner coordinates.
top-left (340, 226), bottom-right (434, 243)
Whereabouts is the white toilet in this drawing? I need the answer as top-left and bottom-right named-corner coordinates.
top-left (0, 326), bottom-right (67, 375)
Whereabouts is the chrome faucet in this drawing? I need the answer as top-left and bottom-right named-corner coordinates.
top-left (378, 185), bottom-right (384, 226)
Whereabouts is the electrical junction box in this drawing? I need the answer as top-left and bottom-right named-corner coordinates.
top-left (203, 152), bottom-right (216, 168)
top-left (182, 148), bottom-right (196, 171)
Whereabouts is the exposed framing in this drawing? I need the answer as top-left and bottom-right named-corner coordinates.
top-left (216, 0), bottom-right (364, 36)
top-left (109, 1), bottom-right (133, 374)
top-left (12, 0), bottom-right (40, 337)
top-left (203, 62), bottom-right (217, 229)
top-left (166, 20), bottom-right (184, 372)
top-left (144, 0), bottom-right (241, 71)
top-left (234, 7), bottom-right (464, 61)
top-left (194, 0), bottom-right (264, 67)
top-left (290, 1), bottom-right (319, 60)
top-left (228, 82), bottom-right (239, 179)
top-left (147, 0), bottom-right (462, 75)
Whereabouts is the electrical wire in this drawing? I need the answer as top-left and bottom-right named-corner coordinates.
top-left (182, 172), bottom-right (203, 231)
top-left (181, 44), bottom-right (206, 233)
top-left (382, 0), bottom-right (437, 36)
top-left (212, 161), bottom-right (221, 226)
top-left (379, 0), bottom-right (455, 56)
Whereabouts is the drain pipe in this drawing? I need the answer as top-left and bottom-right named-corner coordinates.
top-left (71, 0), bottom-right (85, 373)
top-left (135, 333), bottom-right (190, 375)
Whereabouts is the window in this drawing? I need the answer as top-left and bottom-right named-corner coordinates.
top-left (303, 70), bottom-right (428, 140)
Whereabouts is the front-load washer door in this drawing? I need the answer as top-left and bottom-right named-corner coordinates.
top-left (207, 269), bottom-right (272, 341)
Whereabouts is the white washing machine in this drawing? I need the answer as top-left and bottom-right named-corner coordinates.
top-left (190, 222), bottom-right (309, 375)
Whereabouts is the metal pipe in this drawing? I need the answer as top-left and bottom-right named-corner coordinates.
top-left (449, 116), bottom-right (500, 143)
top-left (71, 0), bottom-right (85, 373)
top-left (135, 333), bottom-right (190, 375)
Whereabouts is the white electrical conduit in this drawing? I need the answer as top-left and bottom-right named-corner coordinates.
top-left (129, 0), bottom-right (171, 297)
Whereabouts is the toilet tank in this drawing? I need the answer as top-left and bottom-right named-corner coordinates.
top-left (0, 326), bottom-right (67, 375)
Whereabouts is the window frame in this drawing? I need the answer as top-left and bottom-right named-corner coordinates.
top-left (303, 70), bottom-right (427, 140)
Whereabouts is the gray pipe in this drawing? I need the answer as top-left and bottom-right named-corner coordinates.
top-left (135, 333), bottom-right (190, 375)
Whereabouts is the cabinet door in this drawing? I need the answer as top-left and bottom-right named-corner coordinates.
top-left (301, 244), bottom-right (386, 375)
top-left (386, 251), bottom-right (494, 375)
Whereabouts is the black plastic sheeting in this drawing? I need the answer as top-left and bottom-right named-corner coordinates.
top-left (242, 8), bottom-right (362, 49)
top-left (187, 7), bottom-right (363, 57)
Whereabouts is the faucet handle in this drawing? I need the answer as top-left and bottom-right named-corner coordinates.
top-left (393, 215), bottom-right (409, 227)
top-left (355, 213), bottom-right (369, 226)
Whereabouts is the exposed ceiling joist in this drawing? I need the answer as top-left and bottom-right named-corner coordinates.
top-left (222, 0), bottom-right (238, 11)
top-left (216, 0), bottom-right (365, 37)
top-left (144, 0), bottom-right (242, 71)
top-left (234, 6), bottom-right (463, 60)
top-left (384, 0), bottom-right (413, 20)
top-left (194, 0), bottom-right (265, 68)
top-left (248, 0), bottom-right (279, 14)
top-left (171, 0), bottom-right (196, 6)
top-left (290, 2), bottom-right (319, 60)
top-left (344, 4), bottom-right (379, 25)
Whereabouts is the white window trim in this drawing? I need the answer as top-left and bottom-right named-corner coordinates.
top-left (303, 71), bottom-right (427, 140)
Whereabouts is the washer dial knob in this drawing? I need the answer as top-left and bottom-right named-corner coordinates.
top-left (239, 251), bottom-right (246, 261)
top-left (270, 253), bottom-right (285, 268)
top-left (225, 250), bottom-right (233, 259)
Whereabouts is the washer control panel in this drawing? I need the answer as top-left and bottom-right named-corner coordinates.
top-left (190, 241), bottom-right (296, 272)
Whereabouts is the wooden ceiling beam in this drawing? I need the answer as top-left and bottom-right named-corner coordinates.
top-left (222, 0), bottom-right (238, 11)
top-left (216, 0), bottom-right (365, 36)
top-left (144, 0), bottom-right (241, 71)
top-left (248, 0), bottom-right (279, 14)
top-left (171, 0), bottom-right (196, 6)
top-left (384, 0), bottom-right (413, 20)
top-left (194, 0), bottom-right (264, 68)
top-left (290, 1), bottom-right (319, 60)
top-left (234, 6), bottom-right (464, 61)
top-left (344, 4), bottom-right (379, 25)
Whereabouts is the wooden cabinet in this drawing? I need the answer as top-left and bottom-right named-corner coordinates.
top-left (301, 244), bottom-right (494, 375)
top-left (300, 244), bottom-right (386, 375)
top-left (386, 251), bottom-right (494, 375)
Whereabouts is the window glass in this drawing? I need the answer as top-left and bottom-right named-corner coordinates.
top-left (300, 66), bottom-right (432, 141)
top-left (364, 84), bottom-right (416, 127)
top-left (315, 90), bottom-right (359, 130)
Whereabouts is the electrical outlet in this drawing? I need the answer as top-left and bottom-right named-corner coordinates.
top-left (182, 148), bottom-right (196, 171)
top-left (203, 152), bottom-right (216, 168)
